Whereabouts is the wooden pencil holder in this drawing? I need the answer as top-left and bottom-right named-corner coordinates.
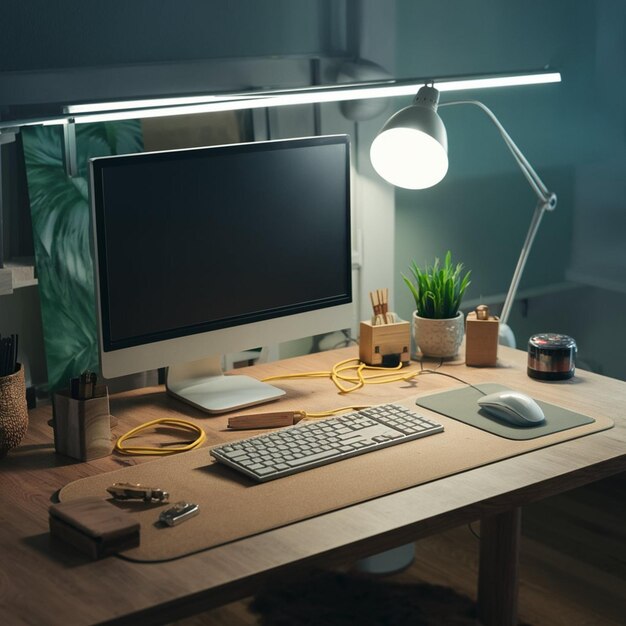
top-left (359, 320), bottom-right (411, 367)
top-left (52, 389), bottom-right (112, 461)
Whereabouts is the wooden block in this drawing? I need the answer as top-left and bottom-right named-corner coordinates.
top-left (49, 497), bottom-right (140, 559)
top-left (52, 391), bottom-right (112, 461)
top-left (4, 259), bottom-right (36, 285)
top-left (359, 320), bottom-right (411, 366)
top-left (465, 310), bottom-right (499, 367)
top-left (0, 268), bottom-right (13, 295)
top-left (228, 411), bottom-right (303, 430)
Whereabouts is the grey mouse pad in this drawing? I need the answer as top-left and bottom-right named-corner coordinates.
top-left (415, 383), bottom-right (595, 440)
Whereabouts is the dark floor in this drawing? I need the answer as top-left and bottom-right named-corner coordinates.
top-left (175, 473), bottom-right (626, 626)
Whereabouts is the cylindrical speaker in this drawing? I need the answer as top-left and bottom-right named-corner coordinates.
top-left (527, 333), bottom-right (577, 381)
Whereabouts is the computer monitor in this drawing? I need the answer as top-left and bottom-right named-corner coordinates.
top-left (90, 134), bottom-right (353, 413)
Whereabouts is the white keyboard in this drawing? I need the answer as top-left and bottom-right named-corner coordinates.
top-left (210, 403), bottom-right (444, 482)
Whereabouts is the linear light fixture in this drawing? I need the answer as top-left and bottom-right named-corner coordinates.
top-left (0, 69), bottom-right (560, 177)
top-left (0, 70), bottom-right (560, 134)
top-left (63, 70), bottom-right (560, 124)
top-left (65, 94), bottom-right (261, 115)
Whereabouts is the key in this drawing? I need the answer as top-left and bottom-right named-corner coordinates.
top-left (286, 449), bottom-right (338, 466)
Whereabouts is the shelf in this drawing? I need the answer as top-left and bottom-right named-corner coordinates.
top-left (566, 266), bottom-right (626, 295)
top-left (0, 259), bottom-right (37, 295)
top-left (463, 281), bottom-right (580, 311)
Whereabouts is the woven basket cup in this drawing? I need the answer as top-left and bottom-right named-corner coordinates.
top-left (0, 363), bottom-right (28, 457)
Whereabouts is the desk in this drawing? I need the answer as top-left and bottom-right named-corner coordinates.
top-left (2, 346), bottom-right (625, 625)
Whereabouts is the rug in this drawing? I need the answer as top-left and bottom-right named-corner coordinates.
top-left (251, 571), bottom-right (531, 626)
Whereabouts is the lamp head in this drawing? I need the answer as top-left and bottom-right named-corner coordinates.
top-left (370, 85), bottom-right (448, 189)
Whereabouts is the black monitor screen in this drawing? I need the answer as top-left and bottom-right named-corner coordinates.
top-left (91, 135), bottom-right (352, 351)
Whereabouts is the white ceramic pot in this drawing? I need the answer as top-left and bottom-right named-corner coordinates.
top-left (413, 311), bottom-right (464, 358)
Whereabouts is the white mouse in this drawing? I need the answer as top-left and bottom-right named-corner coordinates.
top-left (477, 390), bottom-right (545, 426)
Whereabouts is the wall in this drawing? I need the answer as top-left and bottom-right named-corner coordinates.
top-left (393, 0), bottom-right (590, 306)
top-left (507, 287), bottom-right (626, 380)
top-left (0, 0), bottom-right (397, 385)
top-left (2, 0), bottom-right (623, 385)
top-left (567, 1), bottom-right (626, 295)
top-left (391, 0), bottom-right (626, 379)
top-left (0, 0), bottom-right (342, 72)
top-left (0, 1), bottom-right (349, 113)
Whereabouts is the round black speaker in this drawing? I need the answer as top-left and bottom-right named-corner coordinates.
top-left (527, 333), bottom-right (577, 381)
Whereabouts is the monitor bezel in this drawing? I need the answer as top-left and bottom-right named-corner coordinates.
top-left (90, 134), bottom-right (353, 379)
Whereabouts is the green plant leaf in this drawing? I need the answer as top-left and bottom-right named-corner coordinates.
top-left (23, 121), bottom-right (143, 391)
top-left (403, 250), bottom-right (471, 319)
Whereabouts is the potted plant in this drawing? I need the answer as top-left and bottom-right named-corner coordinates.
top-left (402, 251), bottom-right (471, 358)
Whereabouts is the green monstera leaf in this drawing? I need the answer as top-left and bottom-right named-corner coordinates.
top-left (23, 122), bottom-right (143, 391)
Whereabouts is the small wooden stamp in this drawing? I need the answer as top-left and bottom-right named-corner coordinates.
top-left (359, 320), bottom-right (411, 367)
top-left (465, 305), bottom-right (499, 367)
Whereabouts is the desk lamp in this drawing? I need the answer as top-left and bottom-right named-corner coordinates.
top-left (370, 85), bottom-right (557, 347)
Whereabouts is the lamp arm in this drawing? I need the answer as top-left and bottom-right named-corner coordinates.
top-left (439, 100), bottom-right (552, 202)
top-left (499, 199), bottom-right (547, 325)
top-left (439, 99), bottom-right (557, 327)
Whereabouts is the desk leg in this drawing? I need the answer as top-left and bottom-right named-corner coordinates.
top-left (477, 507), bottom-right (521, 626)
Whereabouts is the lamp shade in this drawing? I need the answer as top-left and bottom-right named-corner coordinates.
top-left (370, 85), bottom-right (448, 189)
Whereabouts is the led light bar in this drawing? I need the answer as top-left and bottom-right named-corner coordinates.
top-left (67, 71), bottom-right (561, 125)
top-left (66, 94), bottom-right (259, 114)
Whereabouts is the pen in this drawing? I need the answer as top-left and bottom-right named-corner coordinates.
top-left (71, 371), bottom-right (99, 400)
top-left (0, 333), bottom-right (18, 377)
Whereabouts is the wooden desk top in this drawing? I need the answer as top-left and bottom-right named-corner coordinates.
top-left (2, 347), bottom-right (625, 625)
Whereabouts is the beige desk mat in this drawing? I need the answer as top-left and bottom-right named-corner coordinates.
top-left (59, 395), bottom-right (614, 562)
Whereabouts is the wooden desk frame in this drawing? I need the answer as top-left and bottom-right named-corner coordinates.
top-left (2, 346), bottom-right (625, 625)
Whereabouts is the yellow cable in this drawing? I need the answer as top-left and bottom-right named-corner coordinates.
top-left (115, 417), bottom-right (207, 456)
top-left (262, 357), bottom-right (423, 394)
top-left (115, 360), bottom-right (465, 451)
top-left (331, 359), bottom-right (364, 392)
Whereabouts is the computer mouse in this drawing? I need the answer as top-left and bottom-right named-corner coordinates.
top-left (477, 390), bottom-right (546, 426)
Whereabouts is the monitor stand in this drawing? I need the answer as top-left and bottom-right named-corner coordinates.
top-left (165, 356), bottom-right (285, 414)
